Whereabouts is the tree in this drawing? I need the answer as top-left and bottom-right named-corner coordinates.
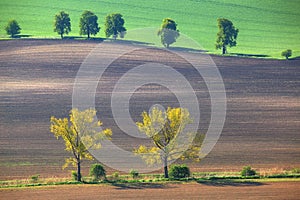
top-left (5, 19), bottom-right (21, 38)
top-left (104, 13), bottom-right (126, 40)
top-left (54, 11), bottom-right (71, 39)
top-left (215, 18), bottom-right (239, 54)
top-left (79, 11), bottom-right (100, 38)
top-left (134, 106), bottom-right (202, 178)
top-left (157, 18), bottom-right (179, 48)
top-left (281, 49), bottom-right (292, 60)
top-left (50, 108), bottom-right (112, 181)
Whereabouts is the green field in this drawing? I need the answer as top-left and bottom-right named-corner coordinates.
top-left (0, 0), bottom-right (299, 58)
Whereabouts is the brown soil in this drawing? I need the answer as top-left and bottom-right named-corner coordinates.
top-left (1, 181), bottom-right (300, 200)
top-left (0, 39), bottom-right (299, 181)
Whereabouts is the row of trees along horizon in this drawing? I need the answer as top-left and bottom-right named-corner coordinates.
top-left (5, 10), bottom-right (260, 56)
top-left (4, 10), bottom-right (293, 58)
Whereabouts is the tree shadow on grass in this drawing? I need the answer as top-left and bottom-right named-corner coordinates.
top-left (63, 36), bottom-right (104, 42)
top-left (14, 34), bottom-right (32, 38)
top-left (103, 39), bottom-right (207, 53)
top-left (196, 179), bottom-right (265, 187)
top-left (111, 182), bottom-right (173, 190)
top-left (228, 53), bottom-right (269, 58)
top-left (104, 40), bottom-right (206, 54)
top-left (168, 46), bottom-right (207, 53)
top-left (104, 38), bottom-right (154, 46)
top-left (63, 36), bottom-right (86, 40)
top-left (286, 56), bottom-right (300, 60)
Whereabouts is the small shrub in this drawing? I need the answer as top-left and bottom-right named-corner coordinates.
top-left (89, 164), bottom-right (106, 181)
top-left (281, 49), bottom-right (292, 60)
top-left (129, 169), bottom-right (139, 179)
top-left (291, 167), bottom-right (300, 174)
top-left (71, 171), bottom-right (78, 181)
top-left (112, 171), bottom-right (119, 179)
top-left (169, 164), bottom-right (190, 179)
top-left (30, 174), bottom-right (40, 182)
top-left (241, 166), bottom-right (257, 177)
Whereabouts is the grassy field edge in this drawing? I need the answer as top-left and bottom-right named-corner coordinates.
top-left (1, 38), bottom-right (298, 60)
top-left (1, 173), bottom-right (300, 189)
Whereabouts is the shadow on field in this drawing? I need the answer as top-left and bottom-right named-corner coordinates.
top-left (229, 53), bottom-right (269, 58)
top-left (111, 182), bottom-right (172, 190)
top-left (14, 34), bottom-right (32, 38)
top-left (63, 36), bottom-right (104, 42)
top-left (168, 46), bottom-right (207, 53)
top-left (287, 56), bottom-right (300, 60)
top-left (104, 40), bottom-right (207, 53)
top-left (104, 38), bottom-right (154, 46)
top-left (196, 179), bottom-right (265, 187)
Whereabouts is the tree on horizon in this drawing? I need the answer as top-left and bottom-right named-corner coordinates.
top-left (104, 13), bottom-right (126, 40)
top-left (79, 11), bottom-right (100, 39)
top-left (158, 18), bottom-right (179, 48)
top-left (5, 19), bottom-right (21, 38)
top-left (54, 11), bottom-right (71, 39)
top-left (215, 18), bottom-right (239, 54)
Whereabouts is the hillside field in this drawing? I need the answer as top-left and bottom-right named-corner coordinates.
top-left (0, 39), bottom-right (299, 180)
top-left (0, 0), bottom-right (300, 58)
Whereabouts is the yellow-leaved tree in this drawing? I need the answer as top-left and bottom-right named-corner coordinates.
top-left (134, 106), bottom-right (203, 178)
top-left (50, 108), bottom-right (112, 181)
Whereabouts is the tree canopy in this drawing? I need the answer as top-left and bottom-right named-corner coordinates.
top-left (79, 10), bottom-right (100, 38)
top-left (134, 106), bottom-right (202, 178)
top-left (54, 11), bottom-right (71, 39)
top-left (5, 19), bottom-right (21, 38)
top-left (50, 108), bottom-right (112, 181)
top-left (215, 18), bottom-right (239, 54)
top-left (158, 18), bottom-right (179, 48)
top-left (104, 13), bottom-right (126, 40)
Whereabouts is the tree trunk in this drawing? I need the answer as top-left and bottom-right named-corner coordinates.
top-left (164, 165), bottom-right (169, 178)
top-left (222, 45), bottom-right (226, 54)
top-left (87, 27), bottom-right (90, 39)
top-left (60, 33), bottom-right (63, 39)
top-left (77, 158), bottom-right (81, 182)
top-left (163, 155), bottom-right (169, 178)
